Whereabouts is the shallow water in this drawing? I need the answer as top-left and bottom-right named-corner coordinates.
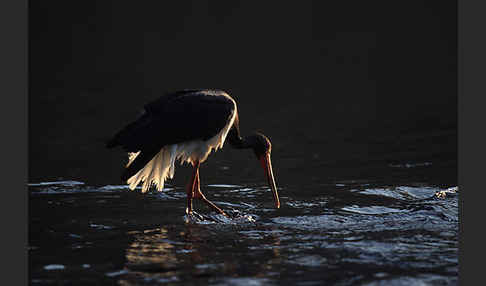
top-left (29, 179), bottom-right (458, 285)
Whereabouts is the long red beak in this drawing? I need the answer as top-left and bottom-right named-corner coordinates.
top-left (260, 153), bottom-right (280, 209)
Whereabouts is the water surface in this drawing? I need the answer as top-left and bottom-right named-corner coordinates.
top-left (29, 178), bottom-right (458, 285)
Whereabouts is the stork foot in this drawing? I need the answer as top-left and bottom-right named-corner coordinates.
top-left (196, 192), bottom-right (229, 218)
top-left (186, 190), bottom-right (228, 218)
top-left (185, 209), bottom-right (205, 221)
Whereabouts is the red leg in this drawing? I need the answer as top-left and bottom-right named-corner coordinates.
top-left (193, 164), bottom-right (229, 217)
top-left (185, 161), bottom-right (199, 215)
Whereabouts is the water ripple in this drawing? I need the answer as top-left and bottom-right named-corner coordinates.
top-left (30, 181), bottom-right (458, 285)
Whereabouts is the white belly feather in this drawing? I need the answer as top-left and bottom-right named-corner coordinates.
top-left (126, 105), bottom-right (237, 193)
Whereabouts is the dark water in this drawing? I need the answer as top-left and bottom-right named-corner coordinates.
top-left (29, 1), bottom-right (458, 284)
top-left (28, 86), bottom-right (458, 285)
top-left (29, 176), bottom-right (458, 285)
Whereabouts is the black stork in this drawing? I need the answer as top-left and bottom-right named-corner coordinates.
top-left (106, 89), bottom-right (280, 217)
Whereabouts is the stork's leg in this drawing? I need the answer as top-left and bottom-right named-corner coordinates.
top-left (185, 161), bottom-right (199, 215)
top-left (192, 162), bottom-right (229, 217)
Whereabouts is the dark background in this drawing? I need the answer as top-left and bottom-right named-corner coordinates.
top-left (29, 1), bottom-right (457, 187)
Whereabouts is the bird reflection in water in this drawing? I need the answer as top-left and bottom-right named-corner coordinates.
top-left (182, 223), bottom-right (284, 278)
top-left (125, 227), bottom-right (178, 268)
top-left (120, 223), bottom-right (284, 282)
top-left (118, 227), bottom-right (181, 284)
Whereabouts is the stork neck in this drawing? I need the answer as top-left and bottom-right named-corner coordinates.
top-left (227, 127), bottom-right (251, 149)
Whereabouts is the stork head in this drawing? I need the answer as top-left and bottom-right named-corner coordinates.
top-left (246, 133), bottom-right (280, 209)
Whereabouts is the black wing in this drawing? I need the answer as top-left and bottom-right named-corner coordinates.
top-left (106, 89), bottom-right (235, 180)
top-left (106, 90), bottom-right (188, 150)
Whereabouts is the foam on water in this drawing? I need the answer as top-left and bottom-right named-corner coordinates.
top-left (388, 162), bottom-right (432, 168)
top-left (341, 205), bottom-right (404, 215)
top-left (28, 180), bottom-right (85, 187)
top-left (44, 264), bottom-right (65, 271)
top-left (357, 186), bottom-right (440, 201)
top-left (206, 184), bottom-right (242, 188)
top-left (214, 278), bottom-right (272, 286)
